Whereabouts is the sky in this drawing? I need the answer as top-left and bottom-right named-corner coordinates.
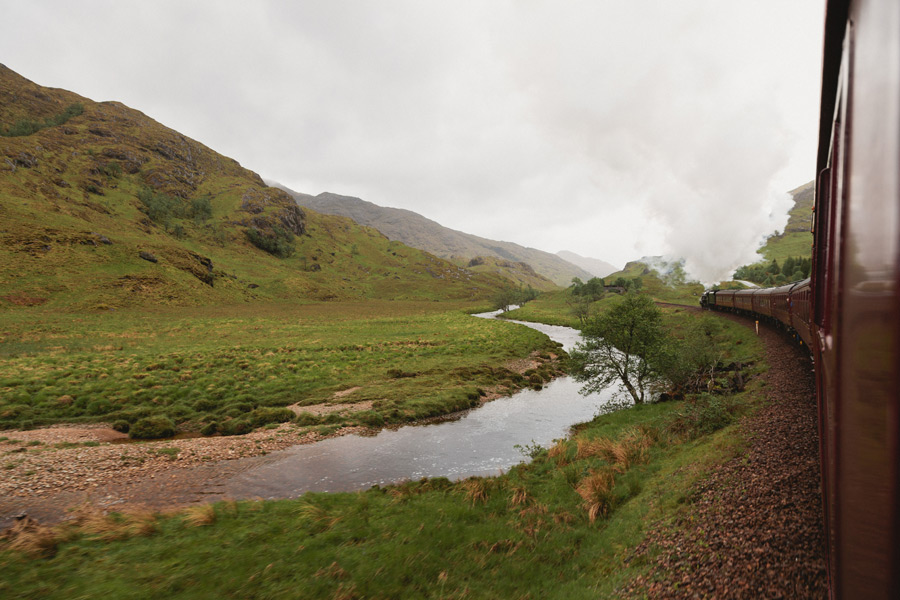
top-left (1, 1), bottom-right (826, 283)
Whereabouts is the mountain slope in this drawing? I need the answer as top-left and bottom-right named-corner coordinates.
top-left (0, 65), bottom-right (507, 309)
top-left (277, 188), bottom-right (592, 287)
top-left (757, 180), bottom-right (814, 263)
top-left (555, 250), bottom-right (618, 279)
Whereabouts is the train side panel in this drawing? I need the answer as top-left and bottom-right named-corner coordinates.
top-left (754, 287), bottom-right (774, 318)
top-left (733, 289), bottom-right (755, 313)
top-left (715, 289), bottom-right (736, 310)
top-left (789, 279), bottom-right (813, 348)
top-left (816, 0), bottom-right (900, 596)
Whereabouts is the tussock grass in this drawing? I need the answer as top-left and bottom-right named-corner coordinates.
top-left (0, 302), bottom-right (563, 433)
top-left (576, 468), bottom-right (617, 522)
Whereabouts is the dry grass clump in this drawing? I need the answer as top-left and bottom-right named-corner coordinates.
top-left (575, 427), bottom-right (653, 470)
top-left (67, 503), bottom-right (159, 541)
top-left (576, 468), bottom-right (617, 522)
top-left (508, 484), bottom-right (530, 507)
top-left (0, 516), bottom-right (66, 557)
top-left (296, 502), bottom-right (342, 531)
top-left (547, 439), bottom-right (570, 465)
top-left (461, 477), bottom-right (490, 505)
top-left (181, 503), bottom-right (217, 527)
top-left (1, 502), bottom-right (160, 558)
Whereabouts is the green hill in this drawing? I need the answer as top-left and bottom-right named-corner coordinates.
top-left (277, 187), bottom-right (591, 287)
top-left (0, 65), bottom-right (510, 310)
top-left (758, 180), bottom-right (814, 263)
top-left (732, 181), bottom-right (814, 285)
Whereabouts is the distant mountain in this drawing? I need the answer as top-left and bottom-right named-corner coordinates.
top-left (0, 65), bottom-right (511, 309)
top-left (276, 188), bottom-right (593, 287)
top-left (555, 250), bottom-right (618, 279)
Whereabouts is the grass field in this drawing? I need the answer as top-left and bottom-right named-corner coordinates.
top-left (0, 305), bottom-right (765, 599)
top-left (0, 301), bottom-right (562, 434)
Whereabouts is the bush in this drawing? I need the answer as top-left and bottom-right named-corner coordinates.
top-left (191, 196), bottom-right (213, 222)
top-left (129, 416), bottom-right (176, 439)
top-left (667, 395), bottom-right (735, 440)
top-left (1, 103), bottom-right (83, 137)
top-left (219, 419), bottom-right (252, 436)
top-left (200, 422), bottom-right (218, 436)
top-left (245, 226), bottom-right (295, 258)
top-left (356, 411), bottom-right (384, 427)
top-left (193, 398), bottom-right (217, 412)
top-left (112, 420), bottom-right (131, 433)
top-left (294, 412), bottom-right (319, 426)
top-left (87, 399), bottom-right (112, 415)
top-left (248, 407), bottom-right (294, 428)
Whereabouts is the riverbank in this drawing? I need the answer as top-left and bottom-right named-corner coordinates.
top-left (0, 306), bottom-right (793, 598)
top-left (0, 344), bottom-right (563, 530)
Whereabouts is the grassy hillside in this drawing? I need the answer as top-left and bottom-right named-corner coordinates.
top-left (758, 180), bottom-right (814, 264)
top-left (602, 259), bottom-right (703, 305)
top-left (453, 256), bottom-right (557, 292)
top-left (279, 188), bottom-right (591, 287)
top-left (0, 65), bottom-right (508, 311)
top-left (731, 181), bottom-right (814, 285)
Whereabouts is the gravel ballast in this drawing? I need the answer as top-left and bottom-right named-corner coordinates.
top-left (623, 315), bottom-right (828, 598)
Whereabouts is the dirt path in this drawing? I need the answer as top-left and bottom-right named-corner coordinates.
top-left (623, 313), bottom-right (828, 598)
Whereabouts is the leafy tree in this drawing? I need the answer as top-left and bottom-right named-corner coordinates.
top-left (567, 295), bottom-right (594, 326)
top-left (493, 287), bottom-right (519, 312)
top-left (570, 293), bottom-right (666, 405)
top-left (656, 316), bottom-right (726, 397)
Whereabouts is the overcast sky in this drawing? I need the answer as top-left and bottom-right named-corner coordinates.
top-left (1, 1), bottom-right (825, 282)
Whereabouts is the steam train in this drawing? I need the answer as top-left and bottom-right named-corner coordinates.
top-left (702, 1), bottom-right (899, 596)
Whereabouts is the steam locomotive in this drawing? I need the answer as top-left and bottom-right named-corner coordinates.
top-left (702, 1), bottom-right (899, 596)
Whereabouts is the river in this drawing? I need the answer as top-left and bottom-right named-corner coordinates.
top-left (219, 311), bottom-right (614, 499)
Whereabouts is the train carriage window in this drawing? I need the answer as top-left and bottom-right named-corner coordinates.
top-left (814, 162), bottom-right (834, 328)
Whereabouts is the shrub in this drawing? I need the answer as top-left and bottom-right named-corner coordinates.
top-left (86, 399), bottom-right (112, 415)
top-left (129, 416), bottom-right (176, 439)
top-left (219, 419), bottom-right (252, 436)
top-left (190, 196), bottom-right (213, 222)
top-left (356, 411), bottom-right (384, 427)
top-left (294, 412), bottom-right (319, 426)
top-left (245, 226), bottom-right (295, 258)
top-left (200, 422), bottom-right (218, 436)
top-left (193, 398), bottom-right (217, 412)
top-left (1, 103), bottom-right (83, 137)
top-left (248, 407), bottom-right (294, 428)
top-left (112, 420), bottom-right (131, 433)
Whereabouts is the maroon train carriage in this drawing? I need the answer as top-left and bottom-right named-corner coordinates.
top-left (733, 289), bottom-right (755, 313)
top-left (714, 288), bottom-right (736, 310)
top-left (812, 0), bottom-right (900, 596)
top-left (789, 279), bottom-right (812, 348)
top-left (753, 286), bottom-right (774, 318)
top-left (770, 282), bottom-right (795, 325)
top-left (702, 0), bottom-right (900, 596)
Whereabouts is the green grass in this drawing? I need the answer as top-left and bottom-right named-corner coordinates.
top-left (758, 231), bottom-right (813, 264)
top-left (0, 301), bottom-right (562, 433)
top-left (0, 310), bottom-right (764, 599)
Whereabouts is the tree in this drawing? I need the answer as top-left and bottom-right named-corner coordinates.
top-left (569, 293), bottom-right (666, 404)
top-left (567, 295), bottom-right (594, 326)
